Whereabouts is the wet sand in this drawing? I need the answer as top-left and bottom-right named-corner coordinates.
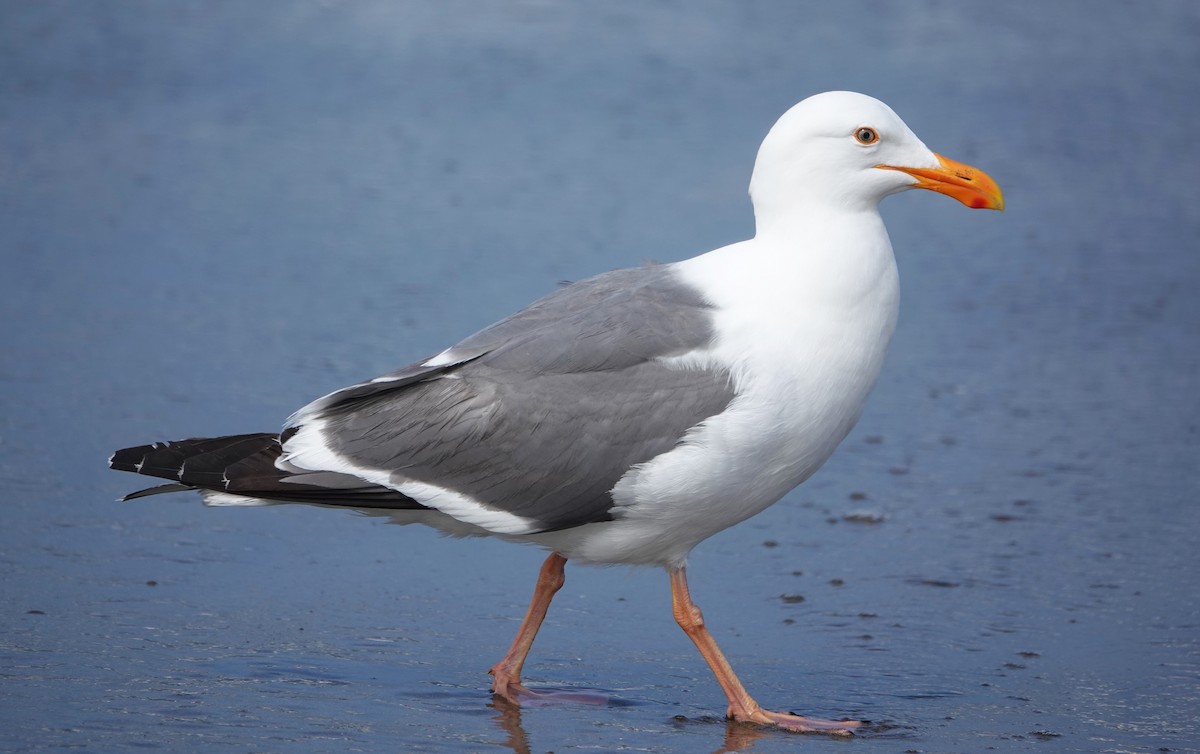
top-left (2, 3), bottom-right (1197, 752)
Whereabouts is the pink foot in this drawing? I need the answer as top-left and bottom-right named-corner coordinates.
top-left (488, 666), bottom-right (526, 706)
top-left (491, 665), bottom-right (615, 707)
top-left (495, 685), bottom-right (615, 707)
top-left (733, 707), bottom-right (862, 736)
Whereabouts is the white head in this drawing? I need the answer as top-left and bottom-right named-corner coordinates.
top-left (749, 91), bottom-right (1003, 232)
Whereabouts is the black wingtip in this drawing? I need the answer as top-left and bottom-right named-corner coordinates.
top-left (109, 442), bottom-right (167, 473)
top-left (108, 432), bottom-right (424, 510)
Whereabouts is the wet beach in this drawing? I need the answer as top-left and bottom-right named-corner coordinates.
top-left (2, 3), bottom-right (1198, 752)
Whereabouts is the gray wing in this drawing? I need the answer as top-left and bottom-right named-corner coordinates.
top-left (288, 264), bottom-right (734, 533)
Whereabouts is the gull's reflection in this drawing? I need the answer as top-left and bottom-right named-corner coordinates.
top-left (669, 714), bottom-right (778, 753)
top-left (488, 696), bottom-right (531, 754)
top-left (488, 694), bottom-right (778, 754)
top-left (713, 720), bottom-right (775, 753)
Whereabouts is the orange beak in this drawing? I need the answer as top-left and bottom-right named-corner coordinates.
top-left (879, 153), bottom-right (1004, 211)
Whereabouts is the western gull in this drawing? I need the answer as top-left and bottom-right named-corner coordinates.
top-left (110, 91), bottom-right (1003, 735)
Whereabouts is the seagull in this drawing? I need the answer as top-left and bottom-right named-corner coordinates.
top-left (110, 91), bottom-right (1003, 735)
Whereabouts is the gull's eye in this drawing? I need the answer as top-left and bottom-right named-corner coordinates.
top-left (854, 127), bottom-right (879, 145)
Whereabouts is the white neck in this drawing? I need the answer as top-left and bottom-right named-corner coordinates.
top-left (675, 204), bottom-right (901, 399)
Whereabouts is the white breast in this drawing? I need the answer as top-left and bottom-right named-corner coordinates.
top-left (540, 212), bottom-right (900, 567)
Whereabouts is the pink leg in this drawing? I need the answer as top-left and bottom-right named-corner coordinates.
top-left (489, 552), bottom-right (567, 702)
top-left (669, 567), bottom-right (862, 736)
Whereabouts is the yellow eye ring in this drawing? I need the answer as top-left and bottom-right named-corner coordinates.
top-left (854, 127), bottom-right (879, 145)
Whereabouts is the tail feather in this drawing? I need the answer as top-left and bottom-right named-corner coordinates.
top-left (109, 432), bottom-right (425, 510)
top-left (119, 482), bottom-right (194, 501)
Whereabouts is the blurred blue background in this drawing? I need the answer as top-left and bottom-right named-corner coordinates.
top-left (2, 2), bottom-right (1197, 752)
